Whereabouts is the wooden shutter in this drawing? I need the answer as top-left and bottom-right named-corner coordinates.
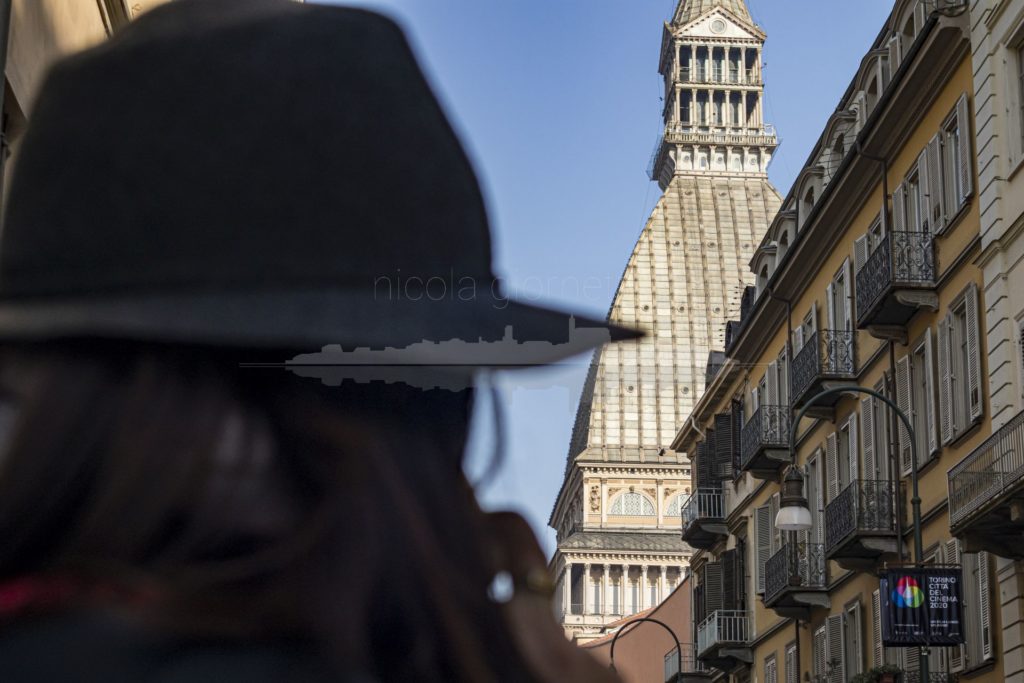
top-left (957, 94), bottom-right (974, 203)
top-left (765, 656), bottom-right (778, 683)
top-left (871, 589), bottom-right (883, 668)
top-left (979, 551), bottom-right (993, 661)
top-left (854, 235), bottom-right (870, 273)
top-left (704, 562), bottom-right (723, 614)
top-left (887, 34), bottom-right (902, 74)
top-left (722, 549), bottom-right (737, 610)
top-left (892, 182), bottom-right (906, 233)
top-left (826, 432), bottom-right (840, 501)
top-left (826, 280), bottom-right (838, 331)
top-left (706, 428), bottom-right (718, 483)
top-left (813, 627), bottom-right (827, 680)
top-left (861, 397), bottom-right (876, 480)
top-left (827, 613), bottom-right (846, 683)
top-left (695, 443), bottom-right (710, 489)
top-left (714, 413), bottom-right (733, 480)
top-left (896, 355), bottom-right (912, 475)
top-left (945, 540), bottom-right (965, 673)
top-left (966, 283), bottom-right (983, 422)
top-left (903, 643), bottom-right (920, 676)
top-left (917, 148), bottom-right (932, 234)
top-left (771, 493), bottom-right (782, 551)
top-left (733, 400), bottom-right (745, 475)
top-left (755, 504), bottom-right (771, 593)
top-left (843, 259), bottom-right (854, 332)
top-left (848, 412), bottom-right (860, 484)
top-left (924, 329), bottom-right (939, 458)
top-left (766, 361), bottom-right (779, 407)
top-left (938, 313), bottom-right (954, 445)
top-left (928, 133), bottom-right (946, 233)
top-left (847, 603), bottom-right (863, 677)
top-left (786, 644), bottom-right (798, 683)
top-left (812, 301), bottom-right (819, 335)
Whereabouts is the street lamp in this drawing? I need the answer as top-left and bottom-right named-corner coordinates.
top-left (782, 384), bottom-right (927, 682)
top-left (775, 465), bottom-right (812, 532)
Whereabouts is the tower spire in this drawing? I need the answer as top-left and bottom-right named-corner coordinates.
top-left (672, 0), bottom-right (753, 27)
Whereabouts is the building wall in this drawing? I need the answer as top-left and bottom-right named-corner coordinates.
top-left (674, 3), bottom-right (1008, 682)
top-left (969, 2), bottom-right (1024, 681)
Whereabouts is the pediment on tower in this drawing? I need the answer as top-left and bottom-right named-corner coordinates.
top-left (676, 8), bottom-right (764, 41)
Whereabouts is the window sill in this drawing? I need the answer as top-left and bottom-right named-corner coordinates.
top-left (959, 658), bottom-right (996, 678)
top-left (934, 201), bottom-right (970, 240)
top-left (1008, 153), bottom-right (1024, 183)
top-left (944, 418), bottom-right (983, 451)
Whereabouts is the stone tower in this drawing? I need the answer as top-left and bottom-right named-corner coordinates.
top-left (548, 0), bottom-right (781, 643)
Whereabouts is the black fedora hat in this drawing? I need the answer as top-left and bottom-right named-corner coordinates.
top-left (0, 0), bottom-right (638, 364)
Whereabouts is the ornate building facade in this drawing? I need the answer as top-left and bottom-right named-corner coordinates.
top-left (548, 0), bottom-right (781, 643)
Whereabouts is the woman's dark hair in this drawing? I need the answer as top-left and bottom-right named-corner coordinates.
top-left (0, 343), bottom-right (534, 682)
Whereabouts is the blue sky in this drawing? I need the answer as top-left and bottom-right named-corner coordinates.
top-left (321, 0), bottom-right (896, 552)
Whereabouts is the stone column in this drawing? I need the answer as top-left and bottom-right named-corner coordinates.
top-left (603, 564), bottom-right (611, 615)
top-left (564, 562), bottom-right (573, 615)
top-left (742, 91), bottom-right (748, 129)
top-left (641, 565), bottom-right (649, 610)
top-left (660, 565), bottom-right (668, 601)
top-left (583, 563), bottom-right (592, 614)
top-left (621, 564), bottom-right (630, 614)
top-left (691, 88), bottom-right (697, 126)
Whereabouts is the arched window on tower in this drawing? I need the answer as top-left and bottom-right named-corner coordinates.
top-left (610, 492), bottom-right (656, 516)
top-left (665, 494), bottom-right (686, 518)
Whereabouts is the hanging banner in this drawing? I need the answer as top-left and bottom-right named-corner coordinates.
top-left (881, 567), bottom-right (964, 646)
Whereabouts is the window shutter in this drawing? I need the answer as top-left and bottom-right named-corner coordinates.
top-left (903, 644), bottom-right (920, 676)
top-left (847, 603), bottom-right (863, 677)
top-left (917, 148), bottom-right (932, 234)
top-left (928, 133), bottom-right (946, 233)
top-left (966, 283), bottom-right (983, 423)
top-left (771, 492), bottom-right (782, 551)
top-left (722, 549), bottom-right (737, 610)
top-left (713, 413), bottom-right (734, 480)
top-left (696, 442), bottom-right (710, 489)
top-left (813, 627), bottom-right (827, 680)
top-left (755, 504), bottom-right (771, 593)
top-left (733, 400), bottom-right (745, 475)
top-left (826, 432), bottom-right (840, 501)
top-left (704, 562), bottom-right (723, 613)
top-left (843, 259), bottom-right (854, 332)
top-left (826, 282), bottom-right (837, 331)
top-left (957, 94), bottom-right (974, 203)
top-left (812, 301), bottom-right (820, 335)
top-left (786, 645), bottom-right (798, 683)
top-left (766, 361), bottom-right (779, 407)
top-left (945, 539), bottom-right (965, 673)
top-left (706, 428), bottom-right (717, 482)
top-left (849, 412), bottom-right (860, 483)
top-left (854, 235), bottom-right (870, 273)
top-left (979, 551), bottom-right (993, 661)
top-left (766, 656), bottom-right (778, 683)
top-left (892, 182), bottom-right (906, 233)
top-left (888, 34), bottom-right (902, 73)
top-left (861, 397), bottom-right (876, 480)
top-left (896, 355), bottom-right (913, 475)
top-left (827, 613), bottom-right (846, 683)
top-left (871, 589), bottom-right (883, 668)
top-left (938, 313), bottom-right (954, 445)
top-left (924, 330), bottom-right (939, 458)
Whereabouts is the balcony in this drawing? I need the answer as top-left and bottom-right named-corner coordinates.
top-left (790, 330), bottom-right (856, 415)
top-left (678, 67), bottom-right (762, 86)
top-left (856, 232), bottom-right (938, 336)
top-left (696, 611), bottom-right (751, 670)
top-left (664, 644), bottom-right (711, 682)
top-left (681, 489), bottom-right (727, 551)
top-left (739, 405), bottom-right (791, 479)
top-left (948, 410), bottom-right (1024, 558)
top-left (825, 479), bottom-right (902, 571)
top-left (763, 542), bottom-right (829, 619)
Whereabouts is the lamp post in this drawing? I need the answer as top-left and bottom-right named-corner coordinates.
top-left (608, 616), bottom-right (683, 681)
top-left (778, 384), bottom-right (926, 682)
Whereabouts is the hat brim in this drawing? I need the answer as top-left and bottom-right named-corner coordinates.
top-left (0, 289), bottom-right (642, 368)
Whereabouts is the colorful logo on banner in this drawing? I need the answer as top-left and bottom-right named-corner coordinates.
top-left (881, 567), bottom-right (964, 647)
top-left (892, 576), bottom-right (925, 608)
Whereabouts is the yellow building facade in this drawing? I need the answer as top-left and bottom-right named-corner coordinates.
top-left (673, 2), bottom-right (1001, 681)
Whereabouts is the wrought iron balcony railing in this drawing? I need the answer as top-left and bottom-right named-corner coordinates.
top-left (679, 67), bottom-right (761, 85)
top-left (696, 611), bottom-right (749, 657)
top-left (764, 542), bottom-right (827, 606)
top-left (855, 231), bottom-right (936, 328)
top-left (790, 329), bottom-right (855, 407)
top-left (739, 405), bottom-right (790, 475)
top-left (664, 644), bottom-right (709, 682)
top-left (824, 479), bottom-right (899, 554)
top-left (681, 489), bottom-right (724, 530)
top-left (948, 409), bottom-right (1024, 539)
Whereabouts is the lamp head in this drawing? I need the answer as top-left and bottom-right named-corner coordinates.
top-left (776, 465), bottom-right (812, 532)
